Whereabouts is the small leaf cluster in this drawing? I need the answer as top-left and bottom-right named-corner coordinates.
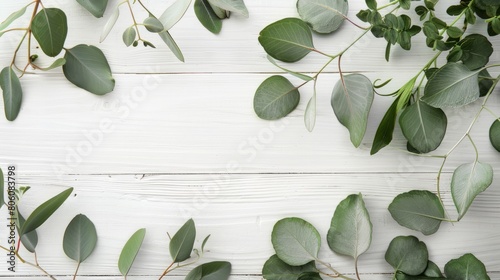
top-left (263, 193), bottom-right (491, 280)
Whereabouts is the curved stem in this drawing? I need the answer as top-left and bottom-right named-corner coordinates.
top-left (158, 261), bottom-right (175, 280)
top-left (316, 258), bottom-right (355, 280)
top-left (126, 0), bottom-right (142, 41)
top-left (354, 258), bottom-right (360, 280)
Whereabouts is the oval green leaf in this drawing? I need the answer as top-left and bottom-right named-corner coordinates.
top-left (185, 261), bottom-right (231, 280)
top-left (20, 187), bottom-right (73, 235)
top-left (422, 63), bottom-right (480, 108)
top-left (76, 0), bottom-right (109, 18)
top-left (399, 101), bottom-right (447, 153)
top-left (370, 96), bottom-right (400, 155)
top-left (451, 162), bottom-right (493, 220)
top-left (254, 75), bottom-right (300, 120)
top-left (63, 44), bottom-right (115, 95)
top-left (444, 253), bottom-right (490, 280)
top-left (169, 218), bottom-right (196, 263)
top-left (0, 4), bottom-right (28, 31)
top-left (31, 8), bottom-right (68, 57)
top-left (194, 0), bottom-right (223, 34)
top-left (385, 236), bottom-right (429, 276)
top-left (489, 119), bottom-right (500, 152)
top-left (327, 194), bottom-right (372, 260)
top-left (17, 210), bottom-right (39, 253)
top-left (38, 58), bottom-right (66, 71)
top-left (122, 26), bottom-right (136, 47)
top-left (159, 31), bottom-right (185, 62)
top-left (388, 190), bottom-right (445, 235)
top-left (144, 16), bottom-right (164, 33)
top-left (0, 67), bottom-right (23, 121)
top-left (118, 228), bottom-right (146, 276)
top-left (332, 74), bottom-right (374, 147)
top-left (100, 6), bottom-right (120, 42)
top-left (259, 18), bottom-right (314, 63)
top-left (262, 255), bottom-right (318, 280)
top-left (63, 214), bottom-right (98, 263)
top-left (271, 217), bottom-right (320, 266)
top-left (207, 0), bottom-right (248, 17)
top-left (159, 0), bottom-right (192, 31)
top-left (458, 34), bottom-right (493, 70)
top-left (297, 0), bottom-right (348, 33)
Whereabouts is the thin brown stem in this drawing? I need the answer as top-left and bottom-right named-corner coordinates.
top-left (73, 262), bottom-right (81, 280)
top-left (158, 261), bottom-right (175, 280)
top-left (126, 0), bottom-right (142, 41)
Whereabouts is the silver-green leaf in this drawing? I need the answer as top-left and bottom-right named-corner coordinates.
top-left (444, 254), bottom-right (490, 280)
top-left (144, 16), bottom-right (164, 33)
top-left (76, 0), bottom-right (109, 18)
top-left (194, 0), bottom-right (223, 34)
top-left (327, 194), bottom-right (372, 260)
top-left (118, 228), bottom-right (146, 277)
top-left (169, 219), bottom-right (196, 263)
top-left (38, 58), bottom-right (66, 71)
top-left (259, 18), bottom-right (314, 63)
top-left (63, 45), bottom-right (115, 95)
top-left (262, 255), bottom-right (318, 280)
top-left (0, 67), bottom-right (23, 121)
top-left (63, 214), bottom-right (98, 263)
top-left (388, 190), bottom-right (445, 235)
top-left (385, 236), bottom-right (429, 276)
top-left (304, 92), bottom-right (316, 132)
top-left (254, 75), bottom-right (300, 120)
top-left (159, 0), bottom-right (192, 30)
top-left (100, 6), bottom-right (120, 42)
top-left (185, 261), bottom-right (231, 280)
top-left (31, 8), bottom-right (68, 57)
top-left (399, 101), bottom-right (447, 153)
top-left (271, 217), bottom-right (320, 266)
top-left (207, 0), bottom-right (249, 17)
top-left (0, 4), bottom-right (28, 31)
top-left (122, 26), bottom-right (136, 47)
top-left (451, 162), bottom-right (493, 220)
top-left (422, 63), bottom-right (480, 108)
top-left (331, 74), bottom-right (374, 147)
top-left (159, 31), bottom-right (185, 62)
top-left (297, 0), bottom-right (348, 33)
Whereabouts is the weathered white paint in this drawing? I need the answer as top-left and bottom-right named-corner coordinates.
top-left (0, 0), bottom-right (499, 279)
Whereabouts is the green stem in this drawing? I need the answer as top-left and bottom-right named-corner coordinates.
top-left (126, 0), bottom-right (142, 41)
top-left (377, 1), bottom-right (399, 10)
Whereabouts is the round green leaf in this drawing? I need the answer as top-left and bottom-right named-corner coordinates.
top-left (327, 194), bottom-right (372, 260)
top-left (0, 67), bottom-right (23, 121)
top-left (169, 219), bottom-right (196, 263)
top-left (31, 8), bottom-right (68, 57)
top-left (118, 228), bottom-right (146, 276)
top-left (451, 162), bottom-right (493, 220)
top-left (331, 74), bottom-right (374, 147)
top-left (185, 261), bottom-right (231, 280)
top-left (422, 63), bottom-right (480, 108)
top-left (207, 0), bottom-right (248, 17)
top-left (63, 45), bottom-right (115, 95)
top-left (271, 218), bottom-right (320, 266)
top-left (489, 119), bottom-right (500, 152)
top-left (122, 26), bottom-right (137, 47)
top-left (458, 34), bottom-right (493, 70)
top-left (297, 0), bottom-right (348, 33)
top-left (144, 16), bottom-right (164, 33)
top-left (259, 18), bottom-right (314, 63)
top-left (262, 255), bottom-right (318, 280)
top-left (76, 0), bottom-right (109, 18)
top-left (254, 75), bottom-right (300, 120)
top-left (385, 236), bottom-right (429, 276)
top-left (194, 0), bottom-right (223, 34)
top-left (63, 214), bottom-right (98, 263)
top-left (388, 190), bottom-right (445, 235)
top-left (399, 101), bottom-right (447, 153)
top-left (444, 254), bottom-right (490, 280)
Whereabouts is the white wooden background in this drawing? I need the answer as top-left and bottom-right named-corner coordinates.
top-left (0, 0), bottom-right (499, 279)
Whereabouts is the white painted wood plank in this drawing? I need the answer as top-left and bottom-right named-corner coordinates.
top-left (0, 1), bottom-right (498, 74)
top-left (0, 73), bottom-right (498, 175)
top-left (0, 173), bottom-right (498, 277)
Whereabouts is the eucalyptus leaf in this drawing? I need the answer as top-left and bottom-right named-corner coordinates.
top-left (0, 4), bottom-right (28, 31)
top-left (388, 190), bottom-right (445, 235)
top-left (327, 194), bottom-right (372, 260)
top-left (399, 101), bottom-right (447, 153)
top-left (259, 18), bottom-right (314, 63)
top-left (31, 8), bottom-right (68, 57)
top-left (262, 255), bottom-right (318, 280)
top-left (20, 187), bottom-right (73, 235)
top-left (267, 55), bottom-right (313, 81)
top-left (297, 0), bottom-right (349, 33)
top-left (331, 74), bottom-right (374, 148)
top-left (38, 58), bottom-right (66, 71)
top-left (201, 234), bottom-right (210, 252)
top-left (63, 44), bottom-right (115, 95)
top-left (210, 4), bottom-right (228, 19)
top-left (304, 92), bottom-right (316, 132)
top-left (118, 228), bottom-right (146, 277)
top-left (424, 261), bottom-right (443, 278)
top-left (17, 210), bottom-right (38, 253)
top-left (63, 214), bottom-right (98, 263)
top-left (479, 69), bottom-right (494, 97)
top-left (76, 0), bottom-right (109, 18)
top-left (458, 34), bottom-right (493, 70)
top-left (422, 63), bottom-right (480, 108)
top-left (371, 96), bottom-right (400, 155)
top-left (100, 6), bottom-right (120, 42)
top-left (144, 16), bottom-right (164, 33)
top-left (194, 0), bottom-right (223, 34)
top-left (185, 261), bottom-right (231, 280)
top-left (159, 31), bottom-right (185, 62)
top-left (0, 67), bottom-right (23, 121)
top-left (254, 75), bottom-right (300, 120)
top-left (444, 254), bottom-right (490, 280)
top-left (207, 0), bottom-right (249, 17)
top-left (159, 0), bottom-right (192, 30)
top-left (297, 272), bottom-right (322, 280)
top-left (169, 219), bottom-right (196, 263)
top-left (385, 236), bottom-right (429, 276)
top-left (122, 26), bottom-right (136, 47)
top-left (271, 217), bottom-right (320, 266)
top-left (490, 119), bottom-right (500, 152)
top-left (451, 162), bottom-right (493, 220)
